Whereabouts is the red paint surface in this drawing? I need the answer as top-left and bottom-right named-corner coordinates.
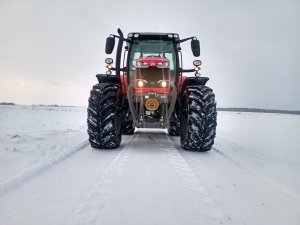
top-left (120, 73), bottom-right (127, 94)
top-left (136, 57), bottom-right (169, 67)
top-left (177, 75), bottom-right (187, 93)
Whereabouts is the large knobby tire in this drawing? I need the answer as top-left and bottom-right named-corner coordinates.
top-left (120, 103), bottom-right (135, 135)
top-left (168, 109), bottom-right (180, 136)
top-left (180, 85), bottom-right (217, 151)
top-left (122, 121), bottom-right (135, 135)
top-left (87, 83), bottom-right (122, 149)
top-left (122, 110), bottom-right (135, 135)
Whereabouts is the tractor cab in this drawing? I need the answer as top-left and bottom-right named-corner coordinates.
top-left (124, 33), bottom-right (180, 128)
top-left (126, 34), bottom-right (178, 92)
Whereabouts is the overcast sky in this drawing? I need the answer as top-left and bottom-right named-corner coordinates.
top-left (0, 0), bottom-right (299, 110)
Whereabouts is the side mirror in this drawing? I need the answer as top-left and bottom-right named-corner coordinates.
top-left (191, 39), bottom-right (200, 57)
top-left (105, 37), bottom-right (115, 54)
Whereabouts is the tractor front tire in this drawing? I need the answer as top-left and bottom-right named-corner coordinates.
top-left (168, 110), bottom-right (180, 136)
top-left (122, 121), bottom-right (135, 135)
top-left (121, 106), bottom-right (135, 135)
top-left (180, 85), bottom-right (217, 151)
top-left (87, 83), bottom-right (122, 149)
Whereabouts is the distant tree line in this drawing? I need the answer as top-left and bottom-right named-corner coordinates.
top-left (0, 102), bottom-right (15, 105)
top-left (0, 102), bottom-right (298, 115)
top-left (217, 107), bottom-right (300, 115)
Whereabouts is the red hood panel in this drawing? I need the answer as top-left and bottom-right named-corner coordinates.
top-left (136, 57), bottom-right (169, 67)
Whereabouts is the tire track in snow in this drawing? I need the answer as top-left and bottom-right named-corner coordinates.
top-left (170, 136), bottom-right (300, 224)
top-left (151, 135), bottom-right (226, 224)
top-left (68, 135), bottom-right (136, 225)
top-left (181, 146), bottom-right (259, 225)
top-left (0, 140), bottom-right (89, 196)
top-left (212, 147), bottom-right (300, 201)
top-left (168, 136), bottom-right (247, 224)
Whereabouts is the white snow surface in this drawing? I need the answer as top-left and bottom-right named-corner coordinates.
top-left (0, 105), bottom-right (300, 225)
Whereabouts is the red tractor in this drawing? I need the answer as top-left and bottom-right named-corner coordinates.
top-left (87, 29), bottom-right (217, 151)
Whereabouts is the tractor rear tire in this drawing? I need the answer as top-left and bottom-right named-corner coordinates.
top-left (168, 110), bottom-right (180, 136)
top-left (87, 83), bottom-right (122, 149)
top-left (180, 85), bottom-right (217, 151)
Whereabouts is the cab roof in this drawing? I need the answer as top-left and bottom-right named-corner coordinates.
top-left (127, 32), bottom-right (180, 41)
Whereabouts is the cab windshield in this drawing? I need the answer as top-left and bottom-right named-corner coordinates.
top-left (128, 39), bottom-right (176, 85)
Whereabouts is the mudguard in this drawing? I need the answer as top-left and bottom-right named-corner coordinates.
top-left (180, 76), bottom-right (209, 93)
top-left (96, 74), bottom-right (121, 84)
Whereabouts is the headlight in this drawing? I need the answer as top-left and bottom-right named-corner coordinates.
top-left (136, 79), bottom-right (148, 87)
top-left (138, 80), bottom-right (144, 87)
top-left (161, 81), bottom-right (167, 87)
top-left (194, 66), bottom-right (201, 72)
top-left (105, 58), bottom-right (113, 64)
top-left (157, 80), bottom-right (168, 87)
top-left (193, 60), bottom-right (202, 66)
top-left (105, 58), bottom-right (113, 75)
top-left (136, 79), bottom-right (147, 87)
top-left (136, 61), bottom-right (149, 68)
top-left (156, 62), bottom-right (169, 68)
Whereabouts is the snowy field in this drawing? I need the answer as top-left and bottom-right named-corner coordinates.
top-left (0, 105), bottom-right (299, 225)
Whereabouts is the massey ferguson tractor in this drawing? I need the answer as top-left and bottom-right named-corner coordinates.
top-left (87, 29), bottom-right (217, 151)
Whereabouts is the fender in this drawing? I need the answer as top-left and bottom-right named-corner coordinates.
top-left (96, 74), bottom-right (121, 84)
top-left (178, 76), bottom-right (209, 93)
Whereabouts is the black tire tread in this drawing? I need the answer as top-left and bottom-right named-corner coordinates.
top-left (180, 85), bottom-right (217, 151)
top-left (87, 83), bottom-right (122, 149)
top-left (168, 108), bottom-right (180, 136)
top-left (121, 108), bottom-right (135, 135)
top-left (122, 121), bottom-right (135, 135)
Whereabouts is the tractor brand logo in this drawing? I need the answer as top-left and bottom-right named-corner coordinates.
top-left (149, 62), bottom-right (156, 67)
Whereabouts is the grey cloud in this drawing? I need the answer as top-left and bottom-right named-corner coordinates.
top-left (0, 0), bottom-right (299, 109)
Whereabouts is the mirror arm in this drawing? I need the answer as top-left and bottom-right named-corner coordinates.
top-left (176, 36), bottom-right (197, 44)
top-left (115, 29), bottom-right (124, 78)
top-left (110, 34), bottom-right (133, 44)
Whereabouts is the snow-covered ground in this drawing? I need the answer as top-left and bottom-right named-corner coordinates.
top-left (0, 105), bottom-right (299, 225)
